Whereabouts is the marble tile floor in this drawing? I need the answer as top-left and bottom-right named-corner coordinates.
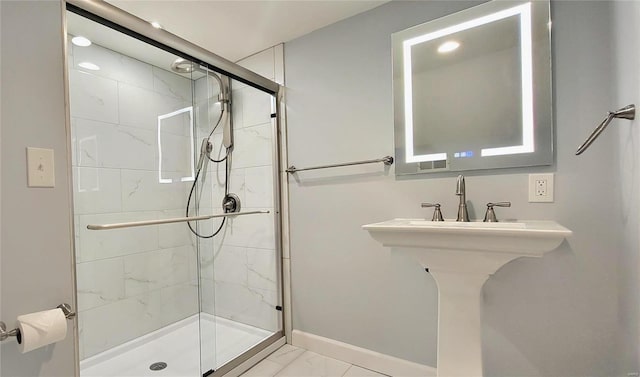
top-left (241, 345), bottom-right (389, 377)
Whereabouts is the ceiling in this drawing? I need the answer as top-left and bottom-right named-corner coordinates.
top-left (106, 1), bottom-right (389, 62)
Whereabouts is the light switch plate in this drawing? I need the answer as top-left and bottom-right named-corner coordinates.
top-left (27, 147), bottom-right (55, 188)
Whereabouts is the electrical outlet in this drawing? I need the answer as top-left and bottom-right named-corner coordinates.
top-left (535, 179), bottom-right (547, 196)
top-left (529, 173), bottom-right (553, 202)
top-left (27, 147), bottom-right (55, 188)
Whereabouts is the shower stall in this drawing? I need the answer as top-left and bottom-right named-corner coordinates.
top-left (66, 2), bottom-right (284, 376)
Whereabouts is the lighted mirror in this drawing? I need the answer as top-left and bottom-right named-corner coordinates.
top-left (392, 0), bottom-right (552, 175)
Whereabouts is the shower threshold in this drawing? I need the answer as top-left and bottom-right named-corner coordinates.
top-left (80, 313), bottom-right (273, 377)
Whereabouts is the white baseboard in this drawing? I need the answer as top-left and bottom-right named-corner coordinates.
top-left (291, 330), bottom-right (436, 377)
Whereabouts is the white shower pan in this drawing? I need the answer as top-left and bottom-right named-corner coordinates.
top-left (81, 314), bottom-right (271, 377)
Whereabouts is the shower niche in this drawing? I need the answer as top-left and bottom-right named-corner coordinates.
top-left (66, 5), bottom-right (283, 377)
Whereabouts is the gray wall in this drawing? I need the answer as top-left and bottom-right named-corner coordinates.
top-left (612, 1), bottom-right (640, 374)
top-left (285, 1), bottom-right (627, 375)
top-left (1, 1), bottom-right (77, 376)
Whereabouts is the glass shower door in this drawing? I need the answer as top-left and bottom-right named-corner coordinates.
top-left (67, 5), bottom-right (283, 377)
top-left (68, 11), bottom-right (205, 376)
top-left (195, 73), bottom-right (282, 374)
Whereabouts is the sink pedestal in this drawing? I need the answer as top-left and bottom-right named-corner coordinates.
top-left (431, 271), bottom-right (486, 376)
top-left (363, 219), bottom-right (572, 377)
top-left (400, 247), bottom-right (522, 376)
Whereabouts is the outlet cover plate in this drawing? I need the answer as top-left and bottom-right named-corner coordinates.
top-left (529, 173), bottom-right (554, 202)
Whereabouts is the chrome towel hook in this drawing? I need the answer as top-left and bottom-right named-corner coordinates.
top-left (576, 104), bottom-right (635, 155)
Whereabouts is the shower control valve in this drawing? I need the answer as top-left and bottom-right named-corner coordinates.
top-left (222, 193), bottom-right (241, 213)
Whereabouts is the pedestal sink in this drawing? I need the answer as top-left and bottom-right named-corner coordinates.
top-left (363, 219), bottom-right (571, 377)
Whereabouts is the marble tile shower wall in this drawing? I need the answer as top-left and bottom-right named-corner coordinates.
top-left (195, 47), bottom-right (281, 333)
top-left (68, 41), bottom-right (200, 359)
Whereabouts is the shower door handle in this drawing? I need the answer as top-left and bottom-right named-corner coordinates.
top-left (86, 210), bottom-right (270, 230)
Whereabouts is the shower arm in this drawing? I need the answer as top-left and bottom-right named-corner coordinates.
top-left (86, 210), bottom-right (269, 231)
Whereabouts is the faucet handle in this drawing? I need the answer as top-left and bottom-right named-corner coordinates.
top-left (483, 202), bottom-right (511, 222)
top-left (421, 203), bottom-right (444, 221)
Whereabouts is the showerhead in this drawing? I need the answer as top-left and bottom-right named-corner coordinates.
top-left (170, 58), bottom-right (195, 74)
top-left (170, 59), bottom-right (228, 104)
top-left (171, 58), bottom-right (221, 79)
top-left (171, 58), bottom-right (233, 150)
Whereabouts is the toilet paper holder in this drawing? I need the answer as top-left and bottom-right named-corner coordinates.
top-left (0, 303), bottom-right (75, 341)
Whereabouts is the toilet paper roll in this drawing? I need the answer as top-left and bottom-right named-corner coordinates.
top-left (16, 308), bottom-right (67, 353)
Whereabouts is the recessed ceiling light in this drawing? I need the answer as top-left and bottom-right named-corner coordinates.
top-left (437, 40), bottom-right (460, 54)
top-left (151, 21), bottom-right (163, 29)
top-left (78, 62), bottom-right (100, 71)
top-left (71, 36), bottom-right (92, 47)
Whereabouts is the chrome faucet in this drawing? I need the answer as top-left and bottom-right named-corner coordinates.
top-left (456, 175), bottom-right (470, 222)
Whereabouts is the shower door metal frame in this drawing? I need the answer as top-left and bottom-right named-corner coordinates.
top-left (64, 1), bottom-right (287, 376)
top-left (66, 0), bottom-right (278, 95)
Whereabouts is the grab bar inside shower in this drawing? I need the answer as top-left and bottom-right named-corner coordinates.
top-left (286, 155), bottom-right (393, 173)
top-left (86, 210), bottom-right (270, 230)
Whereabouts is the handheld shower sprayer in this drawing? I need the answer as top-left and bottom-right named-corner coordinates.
top-left (196, 138), bottom-right (213, 172)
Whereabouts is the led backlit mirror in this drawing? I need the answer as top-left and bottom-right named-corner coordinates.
top-left (392, 0), bottom-right (552, 175)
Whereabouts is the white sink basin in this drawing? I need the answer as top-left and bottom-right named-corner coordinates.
top-left (363, 218), bottom-right (571, 377)
top-left (363, 218), bottom-right (571, 258)
top-left (408, 219), bottom-right (526, 228)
